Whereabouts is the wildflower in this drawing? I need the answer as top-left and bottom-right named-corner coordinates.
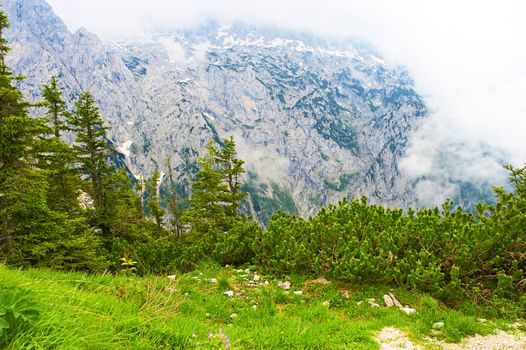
top-left (208, 332), bottom-right (214, 339)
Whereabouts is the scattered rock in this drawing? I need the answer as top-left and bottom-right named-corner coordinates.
top-left (229, 313), bottom-right (238, 319)
top-left (252, 304), bottom-right (257, 309)
top-left (304, 277), bottom-right (330, 286)
top-left (322, 300), bottom-right (331, 307)
top-left (357, 301), bottom-right (364, 306)
top-left (293, 290), bottom-right (303, 295)
top-left (224, 290), bottom-right (234, 297)
top-left (264, 280), bottom-right (269, 285)
top-left (253, 274), bottom-right (260, 282)
top-left (389, 293), bottom-right (403, 307)
top-left (368, 298), bottom-right (381, 308)
top-left (210, 278), bottom-right (218, 283)
top-left (167, 275), bottom-right (176, 281)
top-left (341, 289), bottom-right (351, 299)
top-left (278, 281), bottom-right (291, 290)
top-left (432, 322), bottom-right (444, 329)
top-left (384, 294), bottom-right (396, 307)
top-left (400, 307), bottom-right (416, 315)
top-left (478, 318), bottom-right (488, 323)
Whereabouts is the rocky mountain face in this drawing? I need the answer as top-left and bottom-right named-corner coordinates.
top-left (3, 0), bottom-right (428, 222)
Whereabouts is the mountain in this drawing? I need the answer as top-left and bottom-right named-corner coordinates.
top-left (2, 0), bottom-right (428, 222)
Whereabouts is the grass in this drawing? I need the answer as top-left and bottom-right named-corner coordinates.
top-left (0, 263), bottom-right (520, 349)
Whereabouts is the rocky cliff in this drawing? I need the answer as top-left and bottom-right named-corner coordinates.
top-left (3, 0), bottom-right (428, 222)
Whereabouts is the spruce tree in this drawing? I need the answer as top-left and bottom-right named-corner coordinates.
top-left (146, 166), bottom-right (166, 230)
top-left (38, 76), bottom-right (82, 213)
top-left (69, 92), bottom-right (114, 230)
top-left (185, 138), bottom-right (247, 234)
top-left (164, 156), bottom-right (184, 238)
top-left (216, 136), bottom-right (247, 219)
top-left (0, 12), bottom-right (103, 270)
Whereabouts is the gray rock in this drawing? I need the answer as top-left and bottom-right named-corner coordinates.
top-left (3, 0), bottom-right (429, 223)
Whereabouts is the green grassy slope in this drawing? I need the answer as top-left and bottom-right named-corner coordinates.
top-left (0, 264), bottom-right (521, 349)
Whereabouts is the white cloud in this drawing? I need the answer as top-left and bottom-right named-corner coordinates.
top-left (46, 0), bottom-right (526, 204)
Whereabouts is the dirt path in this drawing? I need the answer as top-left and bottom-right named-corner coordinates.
top-left (375, 327), bottom-right (526, 350)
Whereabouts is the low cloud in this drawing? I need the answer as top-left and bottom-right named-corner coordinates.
top-left (46, 0), bottom-right (526, 205)
top-left (232, 133), bottom-right (291, 187)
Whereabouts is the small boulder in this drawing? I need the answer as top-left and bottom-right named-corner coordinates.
top-left (383, 294), bottom-right (395, 307)
top-left (432, 322), bottom-right (444, 329)
top-left (210, 278), bottom-right (218, 283)
top-left (278, 281), bottom-right (291, 290)
top-left (224, 290), bottom-right (234, 297)
top-left (388, 293), bottom-right (403, 307)
top-left (400, 307), bottom-right (416, 315)
top-left (167, 275), bottom-right (176, 281)
top-left (253, 274), bottom-right (261, 282)
top-left (322, 300), bottom-right (331, 307)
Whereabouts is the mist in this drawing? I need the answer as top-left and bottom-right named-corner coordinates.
top-left (46, 0), bottom-right (526, 205)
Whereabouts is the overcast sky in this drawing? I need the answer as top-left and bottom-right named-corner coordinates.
top-left (46, 0), bottom-right (526, 203)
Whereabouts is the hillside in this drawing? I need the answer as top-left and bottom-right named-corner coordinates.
top-left (1, 264), bottom-right (525, 349)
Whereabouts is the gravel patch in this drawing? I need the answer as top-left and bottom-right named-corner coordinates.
top-left (376, 327), bottom-right (526, 350)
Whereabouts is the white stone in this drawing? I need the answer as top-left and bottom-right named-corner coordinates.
top-left (400, 307), bottom-right (416, 315)
top-left (278, 281), bottom-right (291, 290)
top-left (167, 275), bottom-right (176, 281)
top-left (322, 300), bottom-right (331, 307)
top-left (224, 290), bottom-right (234, 297)
top-left (388, 293), bottom-right (403, 307)
top-left (210, 278), bottom-right (218, 283)
top-left (432, 322), bottom-right (444, 329)
top-left (293, 290), bottom-right (303, 295)
top-left (383, 294), bottom-right (395, 307)
top-left (229, 313), bottom-right (238, 319)
top-left (253, 274), bottom-right (260, 282)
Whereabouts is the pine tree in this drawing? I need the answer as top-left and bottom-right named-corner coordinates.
top-left (0, 13), bottom-right (103, 270)
top-left (146, 166), bottom-right (166, 230)
top-left (184, 138), bottom-right (247, 234)
top-left (38, 76), bottom-right (82, 213)
top-left (216, 136), bottom-right (247, 219)
top-left (69, 92), bottom-right (112, 208)
top-left (42, 76), bottom-right (70, 138)
top-left (108, 168), bottom-right (147, 241)
top-left (164, 156), bottom-right (184, 237)
top-left (0, 12), bottom-right (45, 185)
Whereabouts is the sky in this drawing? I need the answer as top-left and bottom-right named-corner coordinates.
top-left (46, 0), bottom-right (526, 205)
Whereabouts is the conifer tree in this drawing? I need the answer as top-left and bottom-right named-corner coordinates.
top-left (69, 92), bottom-right (114, 230)
top-left (108, 168), bottom-right (147, 241)
top-left (42, 76), bottom-right (70, 138)
top-left (0, 12), bottom-right (103, 270)
top-left (184, 138), bottom-right (247, 234)
top-left (216, 136), bottom-right (247, 219)
top-left (164, 156), bottom-right (184, 237)
top-left (0, 12), bottom-right (45, 185)
top-left (38, 76), bottom-right (82, 213)
top-left (146, 166), bottom-right (166, 230)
